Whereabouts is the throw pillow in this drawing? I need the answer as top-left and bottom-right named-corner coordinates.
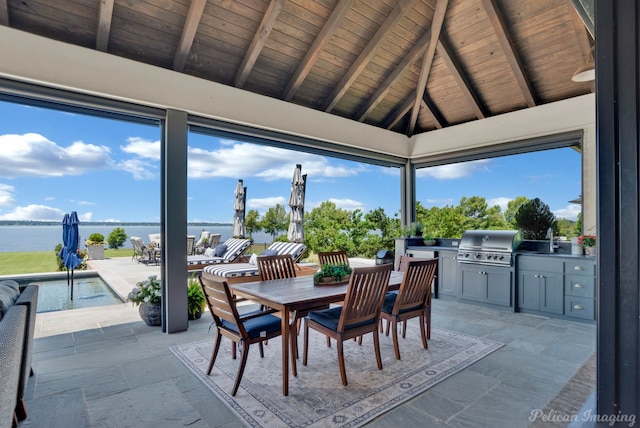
top-left (204, 247), bottom-right (216, 258)
top-left (0, 280), bottom-right (21, 318)
top-left (249, 253), bottom-right (258, 266)
top-left (261, 249), bottom-right (278, 256)
top-left (214, 244), bottom-right (228, 257)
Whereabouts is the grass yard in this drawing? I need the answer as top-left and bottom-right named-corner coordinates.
top-left (0, 249), bottom-right (134, 276)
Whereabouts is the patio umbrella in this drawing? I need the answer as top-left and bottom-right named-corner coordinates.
top-left (287, 164), bottom-right (306, 243)
top-left (61, 211), bottom-right (83, 300)
top-left (232, 179), bottom-right (246, 238)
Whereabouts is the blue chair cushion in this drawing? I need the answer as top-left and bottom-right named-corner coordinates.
top-left (308, 306), bottom-right (374, 332)
top-left (220, 310), bottom-right (281, 339)
top-left (381, 291), bottom-right (423, 315)
top-left (214, 244), bottom-right (228, 257)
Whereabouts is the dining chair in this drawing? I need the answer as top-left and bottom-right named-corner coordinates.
top-left (396, 255), bottom-right (436, 340)
top-left (380, 258), bottom-right (437, 359)
top-left (256, 254), bottom-right (328, 376)
top-left (317, 250), bottom-right (350, 267)
top-left (302, 263), bottom-right (393, 386)
top-left (198, 275), bottom-right (282, 396)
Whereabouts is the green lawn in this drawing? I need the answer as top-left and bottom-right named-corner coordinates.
top-left (0, 249), bottom-right (134, 276)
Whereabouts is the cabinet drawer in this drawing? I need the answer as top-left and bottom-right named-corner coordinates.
top-left (565, 259), bottom-right (596, 276)
top-left (565, 275), bottom-right (595, 298)
top-left (517, 256), bottom-right (563, 273)
top-left (564, 296), bottom-right (595, 320)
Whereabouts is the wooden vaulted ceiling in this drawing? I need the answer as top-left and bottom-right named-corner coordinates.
top-left (0, 0), bottom-right (593, 137)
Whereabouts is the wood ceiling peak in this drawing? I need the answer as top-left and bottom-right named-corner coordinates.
top-left (173, 0), bottom-right (207, 71)
top-left (96, 0), bottom-right (115, 52)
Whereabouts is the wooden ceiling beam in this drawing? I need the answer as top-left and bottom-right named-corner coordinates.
top-left (407, 0), bottom-right (449, 136)
top-left (323, 0), bottom-right (417, 113)
top-left (95, 0), bottom-right (114, 52)
top-left (481, 0), bottom-right (536, 107)
top-left (383, 93), bottom-right (445, 132)
top-left (173, 0), bottom-right (207, 71)
top-left (568, 1), bottom-right (592, 62)
top-left (422, 94), bottom-right (446, 129)
top-left (384, 96), bottom-right (414, 130)
top-left (437, 38), bottom-right (486, 120)
top-left (234, 0), bottom-right (286, 88)
top-left (283, 0), bottom-right (354, 101)
top-left (357, 27), bottom-right (432, 122)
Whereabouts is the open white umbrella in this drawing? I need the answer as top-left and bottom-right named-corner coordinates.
top-left (233, 179), bottom-right (246, 238)
top-left (287, 164), bottom-right (306, 243)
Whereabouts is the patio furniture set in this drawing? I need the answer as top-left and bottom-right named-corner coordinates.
top-left (199, 253), bottom-right (437, 396)
top-left (131, 231), bottom-right (223, 265)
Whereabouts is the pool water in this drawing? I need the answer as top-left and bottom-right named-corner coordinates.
top-left (26, 276), bottom-right (124, 313)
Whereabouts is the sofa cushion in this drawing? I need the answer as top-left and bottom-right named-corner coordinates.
top-left (0, 280), bottom-right (20, 320)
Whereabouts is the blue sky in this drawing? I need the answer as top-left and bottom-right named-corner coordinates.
top-left (0, 100), bottom-right (582, 223)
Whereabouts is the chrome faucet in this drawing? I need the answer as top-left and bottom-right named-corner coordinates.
top-left (546, 227), bottom-right (554, 253)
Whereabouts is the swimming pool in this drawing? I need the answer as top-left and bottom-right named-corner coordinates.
top-left (16, 273), bottom-right (124, 313)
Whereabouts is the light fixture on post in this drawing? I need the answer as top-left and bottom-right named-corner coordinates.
top-left (572, 46), bottom-right (595, 82)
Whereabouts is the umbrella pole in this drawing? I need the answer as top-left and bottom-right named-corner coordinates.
top-left (70, 269), bottom-right (74, 300)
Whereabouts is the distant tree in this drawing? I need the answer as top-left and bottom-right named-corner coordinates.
top-left (515, 198), bottom-right (557, 239)
top-left (574, 212), bottom-right (583, 235)
top-left (423, 205), bottom-right (466, 238)
top-left (260, 204), bottom-right (288, 241)
top-left (244, 209), bottom-right (261, 238)
top-left (304, 201), bottom-right (352, 254)
top-left (107, 227), bottom-right (127, 249)
top-left (505, 196), bottom-right (529, 227)
top-left (556, 218), bottom-right (576, 237)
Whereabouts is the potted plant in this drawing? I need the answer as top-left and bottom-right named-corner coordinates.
top-left (314, 263), bottom-right (353, 285)
top-left (578, 234), bottom-right (597, 256)
top-left (423, 233), bottom-right (436, 246)
top-left (85, 232), bottom-right (106, 260)
top-left (127, 275), bottom-right (162, 326)
top-left (187, 273), bottom-right (206, 320)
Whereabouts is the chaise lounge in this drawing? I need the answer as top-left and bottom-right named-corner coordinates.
top-left (201, 241), bottom-right (315, 284)
top-left (187, 237), bottom-right (252, 271)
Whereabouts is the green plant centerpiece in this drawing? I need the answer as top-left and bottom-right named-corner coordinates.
top-left (187, 273), bottom-right (206, 320)
top-left (85, 232), bottom-right (106, 260)
top-left (314, 263), bottom-right (353, 286)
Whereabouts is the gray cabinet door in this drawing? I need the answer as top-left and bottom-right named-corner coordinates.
top-left (517, 269), bottom-right (563, 314)
top-left (439, 251), bottom-right (458, 296)
top-left (485, 268), bottom-right (512, 307)
top-left (460, 265), bottom-right (512, 307)
top-left (518, 270), bottom-right (541, 311)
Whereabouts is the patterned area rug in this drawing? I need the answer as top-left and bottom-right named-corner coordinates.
top-left (171, 322), bottom-right (503, 428)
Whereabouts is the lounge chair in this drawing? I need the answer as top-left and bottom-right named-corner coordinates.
top-left (186, 235), bottom-right (196, 255)
top-left (148, 233), bottom-right (161, 248)
top-left (201, 241), bottom-right (311, 282)
top-left (194, 232), bottom-right (222, 255)
top-left (130, 237), bottom-right (160, 265)
top-left (187, 238), bottom-right (252, 271)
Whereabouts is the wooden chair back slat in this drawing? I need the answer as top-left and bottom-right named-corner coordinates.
top-left (338, 264), bottom-right (392, 331)
top-left (257, 254), bottom-right (297, 281)
top-left (199, 274), bottom-right (248, 337)
top-left (394, 257), bottom-right (438, 314)
top-left (317, 251), bottom-right (350, 267)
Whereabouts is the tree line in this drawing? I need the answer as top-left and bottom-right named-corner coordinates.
top-left (244, 196), bottom-right (581, 259)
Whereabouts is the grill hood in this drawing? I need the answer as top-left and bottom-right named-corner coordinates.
top-left (458, 230), bottom-right (523, 253)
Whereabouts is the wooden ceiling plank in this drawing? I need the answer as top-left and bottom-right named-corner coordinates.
top-left (357, 26), bottom-right (432, 122)
top-left (481, 0), bottom-right (536, 107)
top-left (234, 0), bottom-right (287, 88)
top-left (96, 0), bottom-right (115, 51)
top-left (323, 0), bottom-right (417, 113)
top-left (567, 0), bottom-right (592, 62)
top-left (283, 0), bottom-right (354, 101)
top-left (436, 38), bottom-right (485, 119)
top-left (384, 94), bottom-right (414, 130)
top-left (407, 0), bottom-right (448, 136)
top-left (0, 0), bottom-right (8, 26)
top-left (173, 0), bottom-right (207, 71)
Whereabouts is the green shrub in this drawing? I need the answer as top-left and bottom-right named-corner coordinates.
top-left (86, 233), bottom-right (105, 245)
top-left (107, 227), bottom-right (128, 249)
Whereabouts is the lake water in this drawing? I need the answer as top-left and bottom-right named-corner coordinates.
top-left (0, 225), bottom-right (274, 253)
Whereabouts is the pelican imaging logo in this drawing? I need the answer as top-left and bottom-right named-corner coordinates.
top-left (529, 409), bottom-right (636, 426)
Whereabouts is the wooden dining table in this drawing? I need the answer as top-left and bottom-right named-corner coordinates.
top-left (230, 270), bottom-right (404, 396)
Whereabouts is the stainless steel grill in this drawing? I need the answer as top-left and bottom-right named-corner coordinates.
top-left (456, 230), bottom-right (523, 267)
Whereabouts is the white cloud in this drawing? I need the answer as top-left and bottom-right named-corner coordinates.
top-left (0, 133), bottom-right (113, 178)
top-left (76, 200), bottom-right (96, 206)
top-left (328, 198), bottom-right (366, 211)
top-left (248, 196), bottom-right (287, 210)
top-left (120, 137), bottom-right (161, 160)
top-left (425, 197), bottom-right (455, 207)
top-left (187, 142), bottom-right (363, 181)
top-left (0, 184), bottom-right (16, 207)
top-left (554, 204), bottom-right (582, 221)
top-left (0, 204), bottom-right (65, 221)
top-left (487, 197), bottom-right (512, 212)
top-left (117, 159), bottom-right (156, 180)
top-left (417, 159), bottom-right (491, 180)
top-left (103, 218), bottom-right (121, 223)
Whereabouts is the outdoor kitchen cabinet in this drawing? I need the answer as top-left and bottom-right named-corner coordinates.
top-left (517, 257), bottom-right (564, 315)
top-left (564, 258), bottom-right (596, 321)
top-left (437, 250), bottom-right (458, 298)
top-left (458, 264), bottom-right (513, 308)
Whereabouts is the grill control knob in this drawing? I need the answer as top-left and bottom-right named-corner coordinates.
top-left (475, 254), bottom-right (481, 259)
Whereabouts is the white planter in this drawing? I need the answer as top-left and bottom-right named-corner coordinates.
top-left (86, 244), bottom-right (105, 260)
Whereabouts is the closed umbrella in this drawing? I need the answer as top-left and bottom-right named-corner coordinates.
top-left (233, 179), bottom-right (246, 238)
top-left (61, 211), bottom-right (83, 300)
top-left (287, 164), bottom-right (306, 243)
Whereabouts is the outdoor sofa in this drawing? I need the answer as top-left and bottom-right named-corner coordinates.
top-left (201, 241), bottom-right (316, 284)
top-left (0, 280), bottom-right (38, 427)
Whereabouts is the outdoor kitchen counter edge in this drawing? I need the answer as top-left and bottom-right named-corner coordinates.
top-left (406, 245), bottom-right (595, 259)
